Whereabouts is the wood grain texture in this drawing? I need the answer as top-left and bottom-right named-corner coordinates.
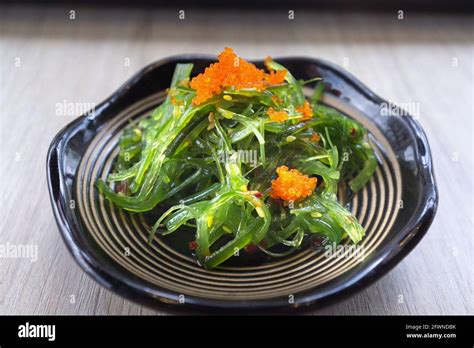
top-left (0, 5), bottom-right (472, 315)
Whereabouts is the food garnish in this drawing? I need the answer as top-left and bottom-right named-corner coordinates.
top-left (97, 48), bottom-right (377, 268)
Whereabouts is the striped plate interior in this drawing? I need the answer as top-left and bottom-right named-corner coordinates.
top-left (75, 91), bottom-right (402, 301)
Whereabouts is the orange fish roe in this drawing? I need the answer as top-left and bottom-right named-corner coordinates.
top-left (271, 95), bottom-right (283, 105)
top-left (296, 101), bottom-right (314, 121)
top-left (267, 107), bottom-right (289, 122)
top-left (264, 56), bottom-right (274, 71)
top-left (189, 48), bottom-right (287, 105)
top-left (270, 166), bottom-right (317, 202)
top-left (265, 70), bottom-right (287, 85)
top-left (310, 133), bottom-right (321, 142)
top-left (170, 95), bottom-right (184, 106)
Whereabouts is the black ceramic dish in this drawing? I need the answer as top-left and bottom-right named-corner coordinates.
top-left (47, 55), bottom-right (438, 312)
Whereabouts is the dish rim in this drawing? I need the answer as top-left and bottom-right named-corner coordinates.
top-left (46, 54), bottom-right (438, 313)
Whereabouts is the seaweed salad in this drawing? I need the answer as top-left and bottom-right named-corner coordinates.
top-left (97, 48), bottom-right (377, 269)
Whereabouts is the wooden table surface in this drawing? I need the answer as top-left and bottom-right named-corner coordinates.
top-left (1, 5), bottom-right (472, 315)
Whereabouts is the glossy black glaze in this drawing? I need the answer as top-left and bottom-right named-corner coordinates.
top-left (47, 56), bottom-right (438, 313)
